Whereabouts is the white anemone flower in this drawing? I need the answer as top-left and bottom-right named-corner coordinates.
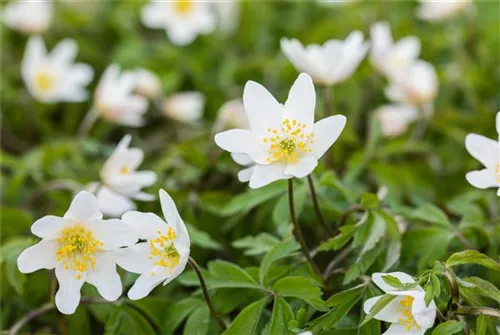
top-left (17, 191), bottom-right (138, 314)
top-left (280, 31), bottom-right (369, 86)
top-left (21, 36), bottom-right (94, 103)
top-left (374, 104), bottom-right (419, 137)
top-left (363, 272), bottom-right (437, 335)
top-left (93, 64), bottom-right (148, 127)
top-left (113, 189), bottom-right (190, 300)
top-left (135, 68), bottom-right (162, 99)
top-left (141, 0), bottom-right (216, 46)
top-left (3, 0), bottom-right (52, 34)
top-left (215, 73), bottom-right (346, 188)
top-left (162, 91), bottom-right (204, 123)
top-left (213, 99), bottom-right (248, 132)
top-left (417, 0), bottom-right (473, 22)
top-left (370, 22), bottom-right (421, 77)
top-left (465, 112), bottom-right (500, 195)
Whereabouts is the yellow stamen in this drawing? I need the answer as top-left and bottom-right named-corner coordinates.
top-left (120, 166), bottom-right (130, 174)
top-left (262, 118), bottom-right (313, 163)
top-left (35, 71), bottom-right (54, 92)
top-left (174, 0), bottom-right (192, 15)
top-left (148, 227), bottom-right (180, 272)
top-left (397, 296), bottom-right (421, 332)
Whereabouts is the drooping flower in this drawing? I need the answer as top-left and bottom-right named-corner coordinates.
top-left (465, 112), bottom-right (500, 195)
top-left (21, 36), bottom-right (94, 103)
top-left (373, 104), bottom-right (419, 137)
top-left (141, 0), bottom-right (216, 46)
top-left (363, 272), bottom-right (436, 335)
top-left (416, 0), bottom-right (473, 22)
top-left (3, 0), bottom-right (52, 34)
top-left (280, 31), bottom-right (369, 86)
top-left (162, 91), bottom-right (205, 123)
top-left (135, 68), bottom-right (162, 99)
top-left (93, 64), bottom-right (148, 127)
top-left (370, 22), bottom-right (421, 77)
top-left (215, 73), bottom-right (346, 188)
top-left (113, 189), bottom-right (190, 300)
top-left (17, 191), bottom-right (138, 314)
top-left (213, 99), bottom-right (248, 132)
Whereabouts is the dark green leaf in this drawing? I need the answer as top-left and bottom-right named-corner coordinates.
top-left (430, 320), bottom-right (464, 335)
top-left (273, 276), bottom-right (327, 311)
top-left (222, 298), bottom-right (268, 335)
top-left (319, 225), bottom-right (357, 252)
top-left (409, 204), bottom-right (453, 229)
top-left (266, 297), bottom-right (294, 335)
top-left (259, 238), bottom-right (300, 285)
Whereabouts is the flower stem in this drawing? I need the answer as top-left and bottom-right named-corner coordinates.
top-left (187, 257), bottom-right (226, 330)
top-left (77, 108), bottom-right (99, 139)
top-left (307, 175), bottom-right (333, 236)
top-left (443, 267), bottom-right (460, 304)
top-left (323, 86), bottom-right (333, 118)
top-left (455, 306), bottom-right (500, 319)
top-left (288, 179), bottom-right (323, 279)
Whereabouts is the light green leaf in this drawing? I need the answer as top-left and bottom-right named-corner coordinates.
top-left (259, 238), bottom-right (300, 285)
top-left (183, 305), bottom-right (211, 335)
top-left (0, 237), bottom-right (35, 295)
top-left (476, 315), bottom-right (493, 335)
top-left (459, 277), bottom-right (500, 304)
top-left (446, 250), bottom-right (500, 271)
top-left (319, 225), bottom-right (357, 252)
top-left (221, 181), bottom-right (286, 216)
top-left (207, 261), bottom-right (263, 290)
top-left (409, 204), bottom-right (453, 229)
top-left (360, 193), bottom-right (379, 210)
top-left (430, 320), bottom-right (464, 335)
top-left (162, 298), bottom-right (203, 334)
top-left (222, 298), bottom-right (268, 335)
top-left (186, 224), bottom-right (222, 250)
top-left (273, 277), bottom-right (327, 311)
top-left (343, 244), bottom-right (384, 284)
top-left (266, 297), bottom-right (294, 335)
top-left (360, 211), bottom-right (386, 255)
top-left (233, 233), bottom-right (280, 256)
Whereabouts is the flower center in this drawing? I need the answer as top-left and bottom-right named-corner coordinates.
top-left (148, 228), bottom-right (180, 274)
top-left (397, 296), bottom-right (421, 332)
top-left (56, 225), bottom-right (104, 279)
top-left (262, 118), bottom-right (314, 163)
top-left (174, 0), bottom-right (192, 15)
top-left (120, 166), bottom-right (130, 174)
top-left (35, 71), bottom-right (54, 93)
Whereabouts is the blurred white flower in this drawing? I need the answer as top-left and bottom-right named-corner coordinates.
top-left (281, 31), bottom-right (369, 86)
top-left (114, 189), bottom-right (190, 300)
top-left (141, 0), bottom-right (216, 46)
top-left (93, 64), bottom-right (148, 127)
top-left (215, 73), bottom-right (346, 188)
top-left (213, 1), bottom-right (240, 34)
top-left (363, 272), bottom-right (436, 335)
top-left (417, 0), bottom-right (473, 22)
top-left (370, 22), bottom-right (421, 77)
top-left (317, 0), bottom-right (359, 5)
top-left (374, 104), bottom-right (419, 137)
top-left (465, 112), bottom-right (500, 195)
top-left (162, 91), bottom-right (204, 123)
top-left (213, 99), bottom-right (248, 132)
top-left (3, 0), bottom-right (52, 34)
top-left (135, 68), bottom-right (162, 99)
top-left (298, 332), bottom-right (313, 335)
top-left (17, 191), bottom-right (138, 314)
top-left (231, 153), bottom-right (255, 183)
top-left (21, 36), bottom-right (94, 103)
top-left (385, 60), bottom-right (438, 105)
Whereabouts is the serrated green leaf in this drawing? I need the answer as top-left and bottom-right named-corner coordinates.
top-left (273, 276), bottom-right (327, 311)
top-left (431, 320), bottom-right (464, 335)
top-left (259, 238), bottom-right (300, 285)
top-left (319, 225), bottom-right (357, 252)
top-left (222, 298), bottom-right (268, 335)
top-left (446, 250), bottom-right (500, 271)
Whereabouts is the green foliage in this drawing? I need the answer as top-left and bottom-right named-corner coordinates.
top-left (446, 250), bottom-right (500, 271)
top-left (430, 321), bottom-right (464, 335)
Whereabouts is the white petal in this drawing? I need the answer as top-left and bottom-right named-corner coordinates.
top-left (383, 323), bottom-right (425, 335)
top-left (412, 297), bottom-right (436, 330)
top-left (160, 189), bottom-right (190, 250)
top-left (311, 115), bottom-right (347, 158)
top-left (238, 166), bottom-right (254, 182)
top-left (128, 266), bottom-right (169, 300)
top-left (214, 129), bottom-right (267, 163)
top-left (55, 263), bottom-right (85, 315)
top-left (141, 2), bottom-right (167, 28)
top-left (64, 191), bottom-right (103, 222)
top-left (496, 111), bottom-right (500, 135)
top-left (374, 104), bottom-right (418, 137)
top-left (249, 163), bottom-right (289, 189)
top-left (465, 134), bottom-right (498, 170)
top-left (50, 39), bottom-right (78, 66)
top-left (363, 295), bottom-right (405, 323)
top-left (122, 211), bottom-right (167, 240)
top-left (132, 192), bottom-right (155, 201)
top-left (113, 243), bottom-right (153, 274)
top-left (243, 80), bottom-right (282, 137)
top-left (86, 253), bottom-right (122, 301)
top-left (283, 73), bottom-right (316, 130)
top-left (17, 240), bottom-right (58, 273)
top-left (231, 153), bottom-right (253, 166)
top-left (31, 215), bottom-right (70, 239)
top-left (285, 155), bottom-right (317, 178)
top-left (466, 169), bottom-right (498, 189)
top-left (95, 186), bottom-right (136, 218)
top-left (167, 26), bottom-right (199, 46)
top-left (372, 272), bottom-right (418, 293)
top-left (91, 219), bottom-right (138, 250)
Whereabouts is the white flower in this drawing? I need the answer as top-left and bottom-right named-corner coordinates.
top-left (280, 32), bottom-right (369, 86)
top-left (135, 68), bottom-right (162, 99)
top-left (374, 104), bottom-right (419, 137)
top-left (213, 1), bottom-right (240, 34)
top-left (363, 272), bottom-right (436, 335)
top-left (231, 153), bottom-right (255, 183)
top-left (213, 99), bottom-right (248, 132)
top-left (3, 0), bottom-right (52, 34)
top-left (21, 36), bottom-right (94, 103)
top-left (416, 0), bottom-right (473, 22)
top-left (87, 183), bottom-right (136, 218)
top-left (215, 73), bottom-right (346, 188)
top-left (93, 64), bottom-right (148, 127)
top-left (17, 191), bottom-right (138, 314)
top-left (141, 0), bottom-right (216, 46)
top-left (385, 60), bottom-right (438, 105)
top-left (465, 111), bottom-right (500, 195)
top-left (162, 91), bottom-right (204, 123)
top-left (113, 189), bottom-right (190, 300)
top-left (370, 22), bottom-right (421, 77)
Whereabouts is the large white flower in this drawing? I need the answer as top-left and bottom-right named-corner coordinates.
top-left (21, 36), bottom-right (94, 103)
top-left (465, 112), bottom-right (500, 195)
top-left (93, 64), bottom-right (149, 127)
top-left (162, 91), bottom-right (204, 123)
top-left (370, 22), bottom-right (421, 77)
top-left (213, 99), bottom-right (248, 132)
top-left (17, 191), bottom-right (138, 314)
top-left (374, 104), bottom-right (419, 137)
top-left (280, 32), bottom-right (369, 86)
top-left (215, 73), bottom-right (346, 188)
top-left (141, 0), bottom-right (216, 46)
top-left (3, 0), bottom-right (52, 34)
top-left (135, 68), bottom-right (162, 99)
top-left (363, 272), bottom-right (436, 335)
top-left (416, 0), bottom-right (473, 22)
top-left (113, 189), bottom-right (190, 300)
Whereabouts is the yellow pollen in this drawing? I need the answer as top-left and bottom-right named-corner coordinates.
top-left (56, 225), bottom-right (104, 278)
top-left (496, 163), bottom-right (500, 183)
top-left (174, 0), bottom-right (192, 15)
top-left (120, 166), bottom-right (130, 174)
top-left (148, 227), bottom-right (180, 272)
top-left (397, 296), bottom-right (421, 332)
top-left (35, 71), bottom-right (54, 92)
top-left (262, 118), bottom-right (313, 163)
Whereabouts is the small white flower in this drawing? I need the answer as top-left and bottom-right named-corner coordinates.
top-left (114, 189), bottom-right (190, 300)
top-left (215, 73), bottom-right (346, 188)
top-left (363, 272), bottom-right (436, 335)
top-left (281, 31), bottom-right (369, 86)
top-left (213, 99), bottom-right (248, 132)
top-left (162, 91), bottom-right (204, 123)
top-left (213, 1), bottom-right (240, 34)
top-left (141, 0), bottom-right (216, 46)
top-left (374, 104), bottom-right (419, 137)
top-left (385, 60), bottom-right (438, 105)
top-left (17, 191), bottom-right (138, 314)
top-left (3, 0), bottom-right (52, 34)
top-left (465, 111), bottom-right (500, 195)
top-left (93, 64), bottom-right (148, 127)
top-left (135, 68), bottom-right (162, 99)
top-left (416, 0), bottom-right (473, 22)
top-left (21, 36), bottom-right (94, 103)
top-left (370, 22), bottom-right (421, 77)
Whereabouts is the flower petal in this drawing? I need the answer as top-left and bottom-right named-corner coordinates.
top-left (64, 191), bottom-right (102, 222)
top-left (50, 38), bottom-right (77, 66)
top-left (283, 73), bottom-right (316, 130)
top-left (465, 134), bottom-right (498, 170)
top-left (86, 252), bottom-right (122, 301)
top-left (285, 155), bottom-right (317, 178)
top-left (94, 186), bottom-right (136, 218)
top-left (311, 115), bottom-right (347, 158)
top-left (91, 219), bottom-right (138, 250)
top-left (372, 272), bottom-right (418, 293)
top-left (249, 163), bottom-right (289, 189)
top-left (113, 243), bottom-right (153, 274)
top-left (412, 297), bottom-right (436, 330)
top-left (496, 111), bottom-right (500, 135)
top-left (160, 189), bottom-right (190, 250)
top-left (18, 240), bottom-right (58, 273)
top-left (466, 169), bottom-right (498, 189)
top-left (383, 323), bottom-right (425, 335)
top-left (363, 295), bottom-right (405, 323)
top-left (127, 266), bottom-right (169, 300)
top-left (243, 80), bottom-right (282, 136)
top-left (55, 263), bottom-right (85, 315)
top-left (122, 211), bottom-right (167, 240)
top-left (31, 215), bottom-right (70, 239)
top-left (214, 129), bottom-right (267, 163)
top-left (238, 166), bottom-right (254, 182)
top-left (231, 153), bottom-right (253, 166)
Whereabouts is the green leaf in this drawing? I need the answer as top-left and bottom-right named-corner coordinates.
top-left (359, 294), bottom-right (396, 327)
top-left (233, 233), bottom-right (280, 256)
top-left (222, 298), bottom-right (268, 335)
top-left (458, 277), bottom-right (500, 304)
top-left (186, 224), bottom-right (222, 250)
top-left (104, 308), bottom-right (124, 335)
top-left (0, 237), bottom-right (35, 295)
top-left (430, 320), bottom-right (464, 335)
top-left (207, 261), bottom-right (263, 290)
top-left (358, 286), bottom-right (381, 335)
top-left (446, 250), bottom-right (500, 271)
top-left (259, 238), bottom-right (300, 285)
top-left (476, 315), bottom-right (493, 335)
top-left (162, 298), bottom-right (203, 334)
top-left (273, 276), bottom-right (327, 311)
top-left (360, 193), bottom-right (379, 210)
top-left (272, 182), bottom-right (308, 229)
top-left (381, 275), bottom-right (417, 291)
top-left (408, 204), bottom-right (453, 229)
top-left (266, 297), bottom-right (294, 335)
top-left (319, 225), bottom-right (357, 252)
top-left (360, 211), bottom-right (386, 255)
top-left (343, 243), bottom-right (384, 284)
top-left (183, 305), bottom-right (211, 335)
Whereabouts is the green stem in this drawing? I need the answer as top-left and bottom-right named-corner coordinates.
top-left (77, 108), bottom-right (99, 139)
top-left (307, 175), bottom-right (333, 236)
top-left (455, 306), bottom-right (500, 319)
